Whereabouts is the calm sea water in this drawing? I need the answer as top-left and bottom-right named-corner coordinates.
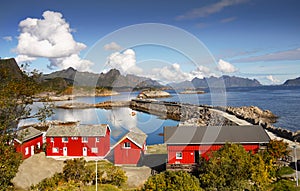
top-left (23, 86), bottom-right (300, 145)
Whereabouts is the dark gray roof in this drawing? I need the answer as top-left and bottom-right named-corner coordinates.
top-left (46, 124), bottom-right (109, 137)
top-left (15, 127), bottom-right (43, 143)
top-left (164, 125), bottom-right (270, 145)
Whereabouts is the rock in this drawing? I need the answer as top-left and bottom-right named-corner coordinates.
top-left (137, 90), bottom-right (171, 99)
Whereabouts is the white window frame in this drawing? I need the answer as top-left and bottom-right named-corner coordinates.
top-left (123, 142), bottom-right (131, 149)
top-left (82, 137), bottom-right (88, 143)
top-left (50, 137), bottom-right (54, 142)
top-left (91, 147), bottom-right (98, 153)
top-left (37, 142), bottom-right (41, 149)
top-left (176, 152), bottom-right (183, 159)
top-left (96, 137), bottom-right (100, 142)
top-left (25, 147), bottom-right (29, 155)
top-left (71, 137), bottom-right (78, 140)
top-left (52, 147), bottom-right (59, 153)
top-left (62, 137), bottom-right (68, 143)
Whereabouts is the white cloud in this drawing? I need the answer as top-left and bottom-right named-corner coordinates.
top-left (106, 49), bottom-right (143, 75)
top-left (14, 10), bottom-right (93, 71)
top-left (176, 0), bottom-right (248, 20)
top-left (3, 36), bottom-right (13, 42)
top-left (233, 48), bottom-right (300, 62)
top-left (15, 55), bottom-right (36, 63)
top-left (151, 63), bottom-right (187, 83)
top-left (266, 75), bottom-right (280, 84)
top-left (190, 65), bottom-right (212, 78)
top-left (217, 59), bottom-right (238, 73)
top-left (104, 42), bottom-right (122, 51)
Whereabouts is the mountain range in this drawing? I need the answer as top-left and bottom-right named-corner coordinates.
top-left (1, 58), bottom-right (300, 90)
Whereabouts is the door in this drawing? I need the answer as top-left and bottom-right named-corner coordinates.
top-left (83, 147), bottom-right (87, 156)
top-left (30, 145), bottom-right (35, 156)
top-left (194, 150), bottom-right (200, 164)
top-left (63, 147), bottom-right (68, 156)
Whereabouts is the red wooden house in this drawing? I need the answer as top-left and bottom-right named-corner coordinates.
top-left (45, 123), bottom-right (110, 158)
top-left (112, 128), bottom-right (147, 165)
top-left (164, 125), bottom-right (270, 171)
top-left (14, 127), bottom-right (43, 159)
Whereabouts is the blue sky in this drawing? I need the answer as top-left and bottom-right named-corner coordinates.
top-left (1, 0), bottom-right (300, 84)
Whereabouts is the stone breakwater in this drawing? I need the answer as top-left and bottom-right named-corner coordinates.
top-left (130, 99), bottom-right (300, 142)
top-left (130, 99), bottom-right (236, 126)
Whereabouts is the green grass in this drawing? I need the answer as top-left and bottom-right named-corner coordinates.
top-left (84, 184), bottom-right (122, 191)
top-left (277, 166), bottom-right (295, 176)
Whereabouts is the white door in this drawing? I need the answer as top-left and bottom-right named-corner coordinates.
top-left (83, 147), bottom-right (87, 156)
top-left (63, 147), bottom-right (68, 156)
top-left (30, 145), bottom-right (35, 156)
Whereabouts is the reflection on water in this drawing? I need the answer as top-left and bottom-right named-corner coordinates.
top-left (52, 107), bottom-right (178, 145)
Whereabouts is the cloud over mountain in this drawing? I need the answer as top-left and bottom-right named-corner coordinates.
top-left (217, 59), bottom-right (238, 73)
top-left (15, 10), bottom-right (93, 71)
top-left (106, 49), bottom-right (142, 75)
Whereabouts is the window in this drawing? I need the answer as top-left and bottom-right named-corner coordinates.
top-left (52, 147), bottom-right (59, 153)
top-left (91, 147), bottom-right (98, 153)
top-left (37, 142), bottom-right (41, 149)
top-left (96, 137), bottom-right (100, 142)
top-left (176, 152), bottom-right (183, 159)
top-left (82, 137), bottom-right (88, 143)
top-left (71, 137), bottom-right (78, 140)
top-left (124, 142), bottom-right (131, 148)
top-left (25, 147), bottom-right (29, 155)
top-left (50, 137), bottom-right (54, 142)
top-left (62, 137), bottom-right (68, 143)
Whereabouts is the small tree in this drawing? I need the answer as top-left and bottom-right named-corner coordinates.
top-left (142, 170), bottom-right (203, 191)
top-left (106, 166), bottom-right (127, 187)
top-left (267, 139), bottom-right (289, 161)
top-left (199, 143), bottom-right (252, 190)
top-left (63, 158), bottom-right (93, 184)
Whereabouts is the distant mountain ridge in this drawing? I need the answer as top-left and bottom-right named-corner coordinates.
top-left (169, 75), bottom-right (262, 89)
top-left (43, 67), bottom-right (162, 89)
top-left (283, 77), bottom-right (300, 86)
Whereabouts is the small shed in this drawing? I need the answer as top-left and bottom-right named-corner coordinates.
top-left (14, 127), bottom-right (43, 159)
top-left (112, 128), bottom-right (147, 165)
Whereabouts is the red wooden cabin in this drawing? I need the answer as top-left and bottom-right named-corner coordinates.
top-left (45, 124), bottom-right (110, 158)
top-left (14, 127), bottom-right (43, 159)
top-left (164, 125), bottom-right (270, 171)
top-left (112, 128), bottom-right (147, 165)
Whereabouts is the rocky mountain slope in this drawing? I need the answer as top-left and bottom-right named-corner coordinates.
top-left (170, 75), bottom-right (262, 89)
top-left (283, 77), bottom-right (300, 86)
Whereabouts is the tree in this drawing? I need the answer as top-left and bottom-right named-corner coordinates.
top-left (0, 59), bottom-right (52, 190)
top-left (63, 158), bottom-right (93, 184)
top-left (199, 143), bottom-right (252, 190)
top-left (142, 170), bottom-right (203, 191)
top-left (105, 166), bottom-right (127, 187)
top-left (267, 140), bottom-right (289, 161)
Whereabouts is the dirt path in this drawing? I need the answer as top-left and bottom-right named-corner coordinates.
top-left (121, 166), bottom-right (151, 188)
top-left (12, 152), bottom-right (64, 190)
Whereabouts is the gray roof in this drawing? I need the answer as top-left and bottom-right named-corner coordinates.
top-left (164, 125), bottom-right (270, 145)
top-left (126, 128), bottom-right (147, 148)
top-left (46, 124), bottom-right (109, 137)
top-left (15, 127), bottom-right (43, 143)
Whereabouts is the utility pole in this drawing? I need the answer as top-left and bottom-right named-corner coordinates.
top-left (96, 160), bottom-right (98, 191)
top-left (294, 143), bottom-right (298, 187)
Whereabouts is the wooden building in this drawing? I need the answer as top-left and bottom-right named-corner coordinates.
top-left (45, 124), bottom-right (110, 158)
top-left (164, 125), bottom-right (270, 171)
top-left (112, 128), bottom-right (147, 165)
top-left (14, 127), bottom-right (43, 159)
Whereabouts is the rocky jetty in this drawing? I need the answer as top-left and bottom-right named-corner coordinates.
top-left (179, 90), bottom-right (205, 94)
top-left (137, 90), bottom-right (171, 99)
top-left (56, 101), bottom-right (130, 109)
top-left (226, 106), bottom-right (277, 124)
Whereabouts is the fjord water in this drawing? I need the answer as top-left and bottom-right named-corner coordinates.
top-left (25, 86), bottom-right (300, 145)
